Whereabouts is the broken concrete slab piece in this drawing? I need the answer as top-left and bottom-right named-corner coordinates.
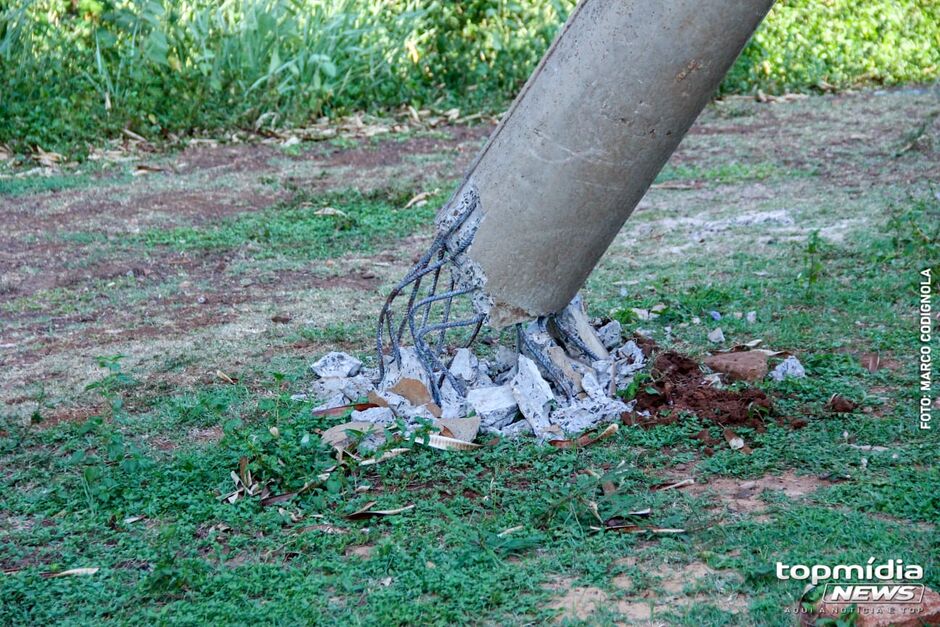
top-left (553, 294), bottom-right (610, 360)
top-left (435, 416), bottom-right (481, 442)
top-left (466, 385), bottom-right (519, 430)
top-left (350, 406), bottom-right (395, 426)
top-left (311, 393), bottom-right (349, 414)
top-left (310, 374), bottom-right (375, 403)
top-left (494, 345), bottom-right (519, 373)
top-left (380, 346), bottom-right (430, 389)
top-left (449, 348), bottom-right (479, 385)
top-left (707, 327), bottom-right (725, 343)
top-left (311, 351), bottom-right (362, 378)
top-left (498, 419), bottom-right (533, 438)
top-left (550, 396), bottom-right (628, 436)
top-left (545, 345), bottom-right (584, 395)
top-left (769, 356), bottom-right (805, 381)
top-left (510, 355), bottom-right (557, 436)
top-left (703, 351), bottom-right (768, 382)
top-left (596, 320), bottom-right (623, 350)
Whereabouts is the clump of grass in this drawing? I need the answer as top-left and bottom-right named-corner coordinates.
top-left (2, 0), bottom-right (938, 157)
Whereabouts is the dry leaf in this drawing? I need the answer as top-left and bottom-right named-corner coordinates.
top-left (650, 478), bottom-right (694, 491)
top-left (44, 567), bottom-right (99, 578)
top-left (320, 421), bottom-right (383, 450)
top-left (312, 402), bottom-right (378, 418)
top-left (260, 492), bottom-right (297, 507)
top-left (314, 207), bottom-right (349, 218)
top-left (389, 377), bottom-right (432, 406)
top-left (434, 416), bottom-right (481, 443)
top-left (497, 525), bottom-right (524, 537)
top-left (298, 524), bottom-right (348, 534)
top-left (345, 502), bottom-right (415, 520)
top-left (132, 164), bottom-right (165, 176)
top-left (549, 424), bottom-right (619, 449)
top-left (418, 434), bottom-right (481, 451)
top-left (216, 370), bottom-right (237, 385)
top-left (359, 447), bottom-right (411, 466)
top-left (403, 191), bottom-right (431, 209)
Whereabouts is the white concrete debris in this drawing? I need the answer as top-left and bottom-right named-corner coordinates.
top-left (310, 374), bottom-right (374, 403)
top-left (707, 327), bottom-right (725, 343)
top-left (311, 351), bottom-right (362, 378)
top-left (467, 385), bottom-right (519, 430)
top-left (596, 320), bottom-right (623, 350)
top-left (554, 294), bottom-right (610, 360)
top-left (510, 356), bottom-right (556, 437)
top-left (769, 356), bottom-right (806, 381)
top-left (549, 396), bottom-right (629, 436)
top-left (350, 406), bottom-right (395, 426)
top-left (380, 346), bottom-right (429, 389)
top-left (494, 345), bottom-right (518, 372)
top-left (449, 348), bottom-right (479, 385)
top-left (304, 297), bottom-right (657, 443)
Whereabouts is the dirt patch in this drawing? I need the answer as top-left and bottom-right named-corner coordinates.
top-left (546, 582), bottom-right (609, 622)
top-left (683, 471), bottom-right (822, 517)
top-left (630, 351), bottom-right (773, 430)
top-left (546, 559), bottom-right (745, 623)
top-left (312, 125), bottom-right (489, 169)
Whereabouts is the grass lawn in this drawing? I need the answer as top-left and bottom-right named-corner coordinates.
top-left (1, 87), bottom-right (938, 625)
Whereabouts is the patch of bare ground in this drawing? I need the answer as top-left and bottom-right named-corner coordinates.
top-left (678, 471), bottom-right (823, 522)
top-left (547, 559), bottom-right (745, 624)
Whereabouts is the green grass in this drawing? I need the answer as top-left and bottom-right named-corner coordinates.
top-left (2, 185), bottom-right (937, 624)
top-left (654, 161), bottom-right (815, 185)
top-left (2, 0), bottom-right (937, 157)
top-left (135, 187), bottom-right (443, 259)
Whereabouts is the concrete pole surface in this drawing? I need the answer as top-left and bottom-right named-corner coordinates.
top-left (449, 0), bottom-right (775, 328)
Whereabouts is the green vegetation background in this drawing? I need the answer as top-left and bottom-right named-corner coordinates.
top-left (1, 0), bottom-right (938, 156)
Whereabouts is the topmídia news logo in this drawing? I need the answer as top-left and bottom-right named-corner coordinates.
top-left (777, 558), bottom-right (925, 604)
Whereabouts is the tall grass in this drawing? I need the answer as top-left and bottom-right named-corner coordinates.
top-left (1, 0), bottom-right (937, 157)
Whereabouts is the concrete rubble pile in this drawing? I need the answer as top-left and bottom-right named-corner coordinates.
top-left (303, 297), bottom-right (649, 444)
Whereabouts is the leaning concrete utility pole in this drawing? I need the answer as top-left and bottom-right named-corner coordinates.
top-left (378, 0), bottom-right (775, 402)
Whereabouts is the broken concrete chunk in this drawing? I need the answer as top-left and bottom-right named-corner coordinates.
top-left (615, 340), bottom-right (644, 363)
top-left (380, 346), bottom-right (429, 390)
top-left (769, 356), bottom-right (806, 381)
top-left (466, 385), bottom-right (519, 430)
top-left (596, 320), bottom-right (623, 350)
top-left (310, 374), bottom-right (375, 403)
top-left (497, 419), bottom-right (534, 438)
top-left (439, 379), bottom-right (468, 420)
top-left (553, 294), bottom-right (610, 360)
top-left (494, 345), bottom-right (519, 372)
top-left (311, 351), bottom-right (362, 378)
top-left (510, 355), bottom-right (556, 436)
top-left (311, 393), bottom-right (348, 413)
top-left (434, 416), bottom-right (481, 442)
top-left (580, 370), bottom-right (609, 401)
top-left (371, 390), bottom-right (437, 422)
top-left (550, 396), bottom-right (628, 436)
top-left (703, 351), bottom-right (768, 382)
top-left (707, 327), bottom-right (725, 343)
top-left (350, 406), bottom-right (395, 426)
top-left (449, 348), bottom-right (479, 385)
top-left (545, 345), bottom-right (583, 395)
top-left (745, 311), bottom-right (757, 324)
